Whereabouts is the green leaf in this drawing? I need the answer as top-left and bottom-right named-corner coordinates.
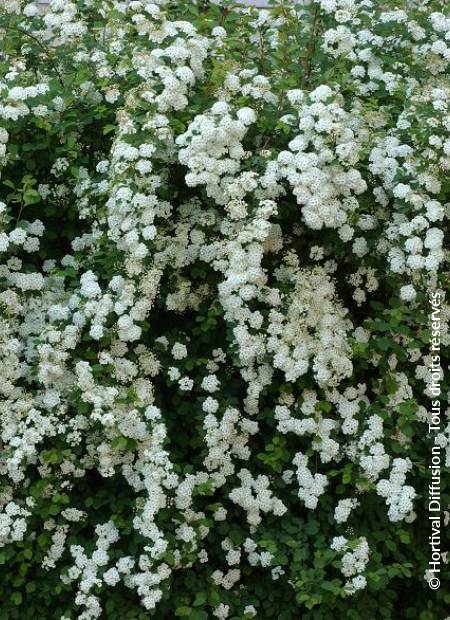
top-left (193, 592), bottom-right (207, 607)
top-left (23, 189), bottom-right (41, 205)
top-left (103, 124), bottom-right (116, 135)
top-left (175, 607), bottom-right (192, 617)
top-left (385, 540), bottom-right (397, 553)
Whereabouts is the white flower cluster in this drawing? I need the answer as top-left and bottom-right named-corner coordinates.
top-left (376, 458), bottom-right (417, 523)
top-left (229, 469), bottom-right (287, 528)
top-left (267, 263), bottom-right (353, 386)
top-left (177, 103), bottom-right (256, 205)
top-left (64, 521), bottom-right (120, 620)
top-left (292, 452), bottom-right (328, 510)
top-left (203, 407), bottom-right (258, 485)
top-left (331, 536), bottom-right (370, 595)
top-left (356, 414), bottom-right (389, 475)
top-left (0, 501), bottom-right (30, 546)
top-left (267, 85), bottom-right (367, 232)
top-left (334, 498), bottom-right (359, 524)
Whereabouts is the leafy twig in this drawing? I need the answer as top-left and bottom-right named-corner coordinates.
top-left (9, 24), bottom-right (65, 87)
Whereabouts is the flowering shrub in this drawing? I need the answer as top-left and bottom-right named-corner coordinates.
top-left (0, 0), bottom-right (449, 618)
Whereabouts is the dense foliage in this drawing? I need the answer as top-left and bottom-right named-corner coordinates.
top-left (0, 0), bottom-right (449, 618)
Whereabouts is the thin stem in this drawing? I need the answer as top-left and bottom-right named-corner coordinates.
top-left (302, 4), bottom-right (320, 89)
top-left (15, 202), bottom-right (24, 225)
top-left (259, 29), bottom-right (266, 73)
